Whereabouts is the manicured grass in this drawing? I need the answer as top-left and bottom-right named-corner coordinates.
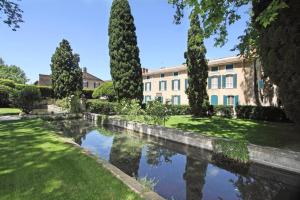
top-left (165, 115), bottom-right (300, 151)
top-left (0, 119), bottom-right (142, 200)
top-left (0, 108), bottom-right (20, 116)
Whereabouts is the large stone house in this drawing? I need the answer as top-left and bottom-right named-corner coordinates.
top-left (142, 56), bottom-right (277, 106)
top-left (37, 67), bottom-right (104, 89)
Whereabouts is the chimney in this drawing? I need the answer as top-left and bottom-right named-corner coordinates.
top-left (83, 67), bottom-right (87, 73)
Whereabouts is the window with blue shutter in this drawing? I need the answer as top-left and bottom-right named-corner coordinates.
top-left (218, 76), bottom-right (221, 89)
top-left (234, 95), bottom-right (239, 106)
top-left (178, 80), bottom-right (180, 91)
top-left (233, 74), bottom-right (237, 88)
top-left (172, 80), bottom-right (174, 91)
top-left (185, 79), bottom-right (188, 90)
top-left (208, 77), bottom-right (212, 89)
top-left (222, 75), bottom-right (226, 88)
top-left (258, 80), bottom-right (264, 89)
top-left (223, 95), bottom-right (228, 106)
top-left (211, 95), bottom-right (218, 105)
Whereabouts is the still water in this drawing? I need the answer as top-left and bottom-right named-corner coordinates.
top-left (51, 120), bottom-right (300, 200)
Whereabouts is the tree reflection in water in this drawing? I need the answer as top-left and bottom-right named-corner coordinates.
top-left (146, 144), bottom-right (176, 166)
top-left (184, 156), bottom-right (208, 200)
top-left (109, 135), bottom-right (143, 177)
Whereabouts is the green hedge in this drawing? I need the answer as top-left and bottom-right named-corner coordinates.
top-left (236, 105), bottom-right (288, 122)
top-left (167, 105), bottom-right (191, 115)
top-left (0, 79), bottom-right (16, 88)
top-left (0, 85), bottom-right (11, 107)
top-left (86, 100), bottom-right (118, 115)
top-left (36, 86), bottom-right (54, 98)
top-left (83, 89), bottom-right (94, 99)
top-left (214, 106), bottom-right (234, 118)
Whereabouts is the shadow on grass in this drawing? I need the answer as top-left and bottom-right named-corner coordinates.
top-left (168, 116), bottom-right (300, 151)
top-left (0, 119), bottom-right (141, 200)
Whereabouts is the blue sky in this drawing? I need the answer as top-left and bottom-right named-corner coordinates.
top-left (0, 0), bottom-right (250, 83)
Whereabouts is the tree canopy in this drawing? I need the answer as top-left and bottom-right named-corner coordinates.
top-left (108, 0), bottom-right (143, 102)
top-left (0, 61), bottom-right (28, 84)
top-left (0, 0), bottom-right (23, 31)
top-left (50, 39), bottom-right (83, 99)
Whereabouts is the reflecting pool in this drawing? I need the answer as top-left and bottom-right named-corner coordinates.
top-left (50, 120), bottom-right (300, 200)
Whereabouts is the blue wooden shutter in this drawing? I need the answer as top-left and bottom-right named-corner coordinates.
top-left (234, 95), bottom-right (239, 106)
top-left (223, 95), bottom-right (227, 106)
top-left (185, 79), bottom-right (188, 90)
top-left (211, 95), bottom-right (218, 106)
top-left (159, 81), bottom-right (161, 91)
top-left (222, 75), bottom-right (226, 88)
top-left (149, 83), bottom-right (151, 91)
top-left (208, 77), bottom-right (212, 89)
top-left (171, 96), bottom-right (174, 105)
top-left (172, 80), bottom-right (174, 91)
top-left (233, 74), bottom-right (237, 88)
top-left (218, 76), bottom-right (221, 89)
top-left (164, 81), bottom-right (167, 90)
top-left (178, 95), bottom-right (181, 105)
top-left (178, 80), bottom-right (181, 90)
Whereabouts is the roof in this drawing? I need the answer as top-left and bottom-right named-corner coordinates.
top-left (83, 72), bottom-right (103, 82)
top-left (143, 56), bottom-right (244, 76)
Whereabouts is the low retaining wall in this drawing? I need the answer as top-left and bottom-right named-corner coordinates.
top-left (84, 113), bottom-right (300, 174)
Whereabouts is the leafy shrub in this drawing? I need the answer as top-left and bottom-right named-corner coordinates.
top-left (87, 100), bottom-right (118, 115)
top-left (37, 86), bottom-right (54, 98)
top-left (236, 105), bottom-right (288, 122)
top-left (213, 139), bottom-right (249, 163)
top-left (16, 86), bottom-right (41, 114)
top-left (0, 85), bottom-right (10, 107)
top-left (55, 94), bottom-right (83, 113)
top-left (214, 106), bottom-right (234, 118)
top-left (167, 105), bottom-right (191, 115)
top-left (83, 89), bottom-right (94, 99)
top-left (145, 100), bottom-right (170, 125)
top-left (92, 82), bottom-right (116, 101)
top-left (116, 99), bottom-right (144, 117)
top-left (0, 79), bottom-right (15, 88)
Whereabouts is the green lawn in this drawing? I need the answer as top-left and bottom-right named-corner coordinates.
top-left (0, 108), bottom-right (20, 116)
top-left (0, 119), bottom-right (141, 200)
top-left (165, 115), bottom-right (300, 151)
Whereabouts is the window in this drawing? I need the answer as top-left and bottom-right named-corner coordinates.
top-left (146, 76), bottom-right (151, 79)
top-left (145, 82), bottom-right (151, 91)
top-left (172, 95), bottom-right (181, 105)
top-left (226, 64), bottom-right (234, 71)
top-left (211, 66), bottom-right (219, 72)
top-left (83, 80), bottom-right (88, 88)
top-left (159, 81), bottom-right (167, 91)
top-left (185, 79), bottom-right (188, 90)
top-left (172, 80), bottom-right (180, 91)
top-left (211, 77), bottom-right (219, 89)
top-left (227, 96), bottom-right (234, 106)
top-left (211, 95), bottom-right (218, 106)
top-left (156, 96), bottom-right (163, 103)
top-left (226, 75), bottom-right (233, 88)
top-left (173, 72), bottom-right (179, 76)
top-left (160, 74), bottom-right (165, 78)
top-left (144, 96), bottom-right (151, 103)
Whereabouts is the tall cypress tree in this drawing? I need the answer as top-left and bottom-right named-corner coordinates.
top-left (51, 39), bottom-right (83, 99)
top-left (185, 11), bottom-right (208, 116)
top-left (108, 0), bottom-right (143, 102)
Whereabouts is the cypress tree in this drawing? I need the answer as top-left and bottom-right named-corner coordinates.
top-left (185, 11), bottom-right (208, 116)
top-left (50, 39), bottom-right (83, 99)
top-left (253, 0), bottom-right (300, 123)
top-left (108, 0), bottom-right (143, 102)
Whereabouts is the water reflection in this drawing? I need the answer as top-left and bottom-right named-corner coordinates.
top-left (50, 120), bottom-right (300, 200)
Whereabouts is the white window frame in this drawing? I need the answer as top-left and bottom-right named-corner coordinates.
top-left (173, 96), bottom-right (180, 105)
top-left (160, 81), bottom-right (166, 91)
top-left (226, 75), bottom-right (233, 89)
top-left (227, 95), bottom-right (234, 106)
top-left (145, 82), bottom-right (151, 92)
top-left (173, 72), bottom-right (179, 77)
top-left (211, 77), bottom-right (218, 89)
top-left (226, 64), bottom-right (234, 71)
top-left (211, 66), bottom-right (219, 72)
top-left (160, 73), bottom-right (165, 78)
top-left (173, 79), bottom-right (180, 91)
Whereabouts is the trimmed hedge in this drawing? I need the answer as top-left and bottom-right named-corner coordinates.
top-left (167, 105), bottom-right (191, 115)
top-left (0, 79), bottom-right (16, 88)
top-left (86, 100), bottom-right (118, 115)
top-left (214, 106), bottom-right (234, 118)
top-left (236, 105), bottom-right (288, 122)
top-left (0, 85), bottom-right (11, 107)
top-left (37, 86), bottom-right (54, 98)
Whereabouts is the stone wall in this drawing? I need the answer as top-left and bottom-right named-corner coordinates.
top-left (84, 113), bottom-right (300, 174)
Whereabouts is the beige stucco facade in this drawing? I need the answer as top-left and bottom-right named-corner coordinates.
top-left (142, 56), bottom-right (277, 106)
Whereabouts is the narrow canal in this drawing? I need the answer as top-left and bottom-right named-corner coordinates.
top-left (50, 120), bottom-right (300, 200)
